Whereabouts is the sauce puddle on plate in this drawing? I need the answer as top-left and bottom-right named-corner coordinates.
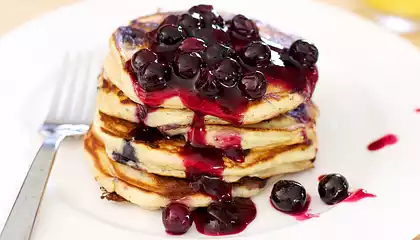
top-left (367, 134), bottom-right (398, 151)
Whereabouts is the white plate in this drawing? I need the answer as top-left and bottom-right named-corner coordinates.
top-left (1, 0), bottom-right (420, 239)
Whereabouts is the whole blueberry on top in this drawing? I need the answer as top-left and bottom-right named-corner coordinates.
top-left (131, 49), bottom-right (157, 72)
top-left (203, 43), bottom-right (235, 66)
top-left (241, 41), bottom-right (271, 67)
top-left (195, 71), bottom-right (221, 98)
top-left (288, 40), bottom-right (318, 67)
top-left (239, 71), bottom-right (267, 100)
top-left (178, 14), bottom-right (201, 35)
top-left (174, 52), bottom-right (202, 79)
top-left (178, 37), bottom-right (207, 53)
top-left (188, 4), bottom-right (224, 28)
top-left (192, 27), bottom-right (230, 45)
top-left (212, 58), bottom-right (242, 88)
top-left (270, 180), bottom-right (307, 213)
top-left (230, 14), bottom-right (258, 38)
top-left (157, 24), bottom-right (187, 45)
top-left (318, 173), bottom-right (349, 205)
top-left (161, 15), bottom-right (179, 26)
top-left (138, 62), bottom-right (170, 91)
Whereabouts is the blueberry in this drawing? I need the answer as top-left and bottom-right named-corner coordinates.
top-left (207, 201), bottom-right (240, 227)
top-left (195, 71), bottom-right (221, 98)
top-left (162, 203), bottom-right (192, 235)
top-left (318, 173), bottom-right (349, 205)
top-left (178, 14), bottom-right (201, 35)
top-left (193, 198), bottom-right (256, 235)
top-left (161, 15), bottom-right (179, 26)
top-left (111, 141), bottom-right (137, 164)
top-left (230, 14), bottom-right (257, 38)
top-left (174, 52), bottom-right (202, 79)
top-left (239, 71), bottom-right (267, 100)
top-left (241, 41), bottom-right (271, 67)
top-left (178, 37), bottom-right (207, 53)
top-left (138, 62), bottom-right (170, 91)
top-left (192, 28), bottom-right (230, 45)
top-left (203, 43), bottom-right (235, 66)
top-left (131, 49), bottom-right (157, 72)
top-left (288, 40), bottom-right (318, 67)
top-left (190, 175), bottom-right (232, 202)
top-left (157, 24), bottom-right (187, 45)
top-left (270, 180), bottom-right (307, 213)
top-left (212, 58), bottom-right (242, 88)
top-left (116, 26), bottom-right (145, 48)
top-left (188, 4), bottom-right (224, 28)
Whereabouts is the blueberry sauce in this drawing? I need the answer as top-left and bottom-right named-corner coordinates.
top-left (189, 175), bottom-right (232, 202)
top-left (223, 147), bottom-right (245, 163)
top-left (113, 7), bottom-right (320, 236)
top-left (181, 145), bottom-right (243, 201)
top-left (192, 198), bottom-right (256, 236)
top-left (367, 134), bottom-right (398, 151)
top-left (186, 113), bottom-right (245, 162)
top-left (270, 195), bottom-right (319, 221)
top-left (301, 129), bottom-right (310, 145)
top-left (187, 113), bottom-right (207, 147)
top-left (262, 65), bottom-right (318, 100)
top-left (213, 132), bottom-right (243, 162)
top-left (181, 145), bottom-right (225, 179)
top-left (121, 13), bottom-right (318, 124)
top-left (317, 174), bottom-right (326, 181)
top-left (343, 189), bottom-right (376, 203)
top-left (181, 113), bottom-right (232, 202)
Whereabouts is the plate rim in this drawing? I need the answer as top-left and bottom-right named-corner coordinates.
top-left (0, 0), bottom-right (420, 239)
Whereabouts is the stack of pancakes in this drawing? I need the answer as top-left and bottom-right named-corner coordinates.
top-left (84, 12), bottom-right (319, 210)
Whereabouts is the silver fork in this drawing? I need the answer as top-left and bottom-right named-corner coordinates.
top-left (0, 52), bottom-right (98, 240)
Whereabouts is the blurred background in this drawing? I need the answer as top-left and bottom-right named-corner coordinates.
top-left (0, 0), bottom-right (419, 46)
top-left (0, 0), bottom-right (419, 239)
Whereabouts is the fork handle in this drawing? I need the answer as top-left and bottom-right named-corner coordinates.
top-left (0, 134), bottom-right (66, 240)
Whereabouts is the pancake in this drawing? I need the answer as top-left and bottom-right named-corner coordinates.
top-left (104, 12), bottom-right (318, 125)
top-left (85, 129), bottom-right (271, 210)
top-left (97, 77), bottom-right (318, 150)
top-left (91, 111), bottom-right (316, 182)
top-left (97, 75), bottom-right (319, 127)
top-left (99, 110), bottom-right (315, 150)
top-left (83, 6), bottom-right (321, 225)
